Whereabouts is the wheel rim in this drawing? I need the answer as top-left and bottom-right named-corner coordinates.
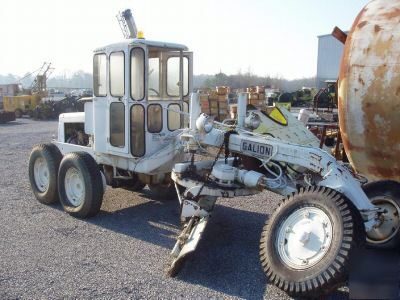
top-left (276, 206), bottom-right (333, 270)
top-left (367, 196), bottom-right (400, 244)
top-left (33, 157), bottom-right (49, 192)
top-left (64, 167), bottom-right (85, 207)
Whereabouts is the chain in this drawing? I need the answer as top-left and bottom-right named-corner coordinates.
top-left (193, 130), bottom-right (235, 201)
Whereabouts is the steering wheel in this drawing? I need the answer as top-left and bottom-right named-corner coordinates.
top-left (149, 88), bottom-right (160, 97)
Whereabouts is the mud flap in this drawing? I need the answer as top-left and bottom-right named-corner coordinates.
top-left (168, 217), bottom-right (209, 277)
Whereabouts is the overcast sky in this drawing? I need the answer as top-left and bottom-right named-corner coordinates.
top-left (0, 0), bottom-right (369, 79)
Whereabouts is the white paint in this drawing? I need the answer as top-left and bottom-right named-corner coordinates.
top-left (276, 207), bottom-right (333, 270)
top-left (33, 157), bottom-right (49, 193)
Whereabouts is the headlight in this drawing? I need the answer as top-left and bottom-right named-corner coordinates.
top-left (245, 112), bottom-right (261, 130)
top-left (196, 113), bottom-right (214, 133)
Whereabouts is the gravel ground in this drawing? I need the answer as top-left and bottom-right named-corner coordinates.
top-left (0, 118), bottom-right (349, 299)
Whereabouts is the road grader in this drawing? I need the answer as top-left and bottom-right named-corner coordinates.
top-left (28, 8), bottom-right (399, 298)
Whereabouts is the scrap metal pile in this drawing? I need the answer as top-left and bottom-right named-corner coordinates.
top-left (0, 111), bottom-right (16, 124)
top-left (32, 96), bottom-right (84, 120)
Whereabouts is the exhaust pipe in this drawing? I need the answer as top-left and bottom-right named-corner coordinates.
top-left (121, 9), bottom-right (138, 38)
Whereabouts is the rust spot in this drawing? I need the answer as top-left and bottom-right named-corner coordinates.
top-left (357, 60), bottom-right (400, 181)
top-left (339, 6), bottom-right (368, 84)
top-left (363, 47), bottom-right (371, 54)
top-left (341, 135), bottom-right (364, 151)
top-left (357, 21), bottom-right (368, 29)
top-left (336, 4), bottom-right (400, 181)
top-left (368, 166), bottom-right (400, 179)
top-left (374, 35), bottom-right (394, 57)
top-left (338, 94), bottom-right (348, 134)
top-left (369, 150), bottom-right (392, 160)
top-left (383, 7), bottom-right (400, 19)
top-left (373, 64), bottom-right (388, 77)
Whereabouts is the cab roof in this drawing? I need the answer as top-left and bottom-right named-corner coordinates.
top-left (94, 38), bottom-right (188, 53)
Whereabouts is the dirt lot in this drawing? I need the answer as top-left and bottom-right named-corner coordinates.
top-left (0, 118), bottom-right (347, 299)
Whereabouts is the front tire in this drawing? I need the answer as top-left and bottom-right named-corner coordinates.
top-left (58, 152), bottom-right (104, 218)
top-left (29, 143), bottom-right (62, 204)
top-left (260, 186), bottom-right (362, 298)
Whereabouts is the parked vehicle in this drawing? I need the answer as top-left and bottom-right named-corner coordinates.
top-left (27, 7), bottom-right (399, 298)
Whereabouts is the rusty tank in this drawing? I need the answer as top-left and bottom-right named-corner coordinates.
top-left (338, 0), bottom-right (400, 182)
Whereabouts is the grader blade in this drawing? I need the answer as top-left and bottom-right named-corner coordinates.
top-left (168, 217), bottom-right (209, 277)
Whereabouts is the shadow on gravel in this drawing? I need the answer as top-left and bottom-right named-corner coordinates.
top-left (75, 189), bottom-right (271, 299)
top-left (47, 193), bottom-right (353, 300)
top-left (0, 121), bottom-right (23, 127)
top-left (175, 203), bottom-right (269, 299)
top-left (90, 191), bottom-right (181, 249)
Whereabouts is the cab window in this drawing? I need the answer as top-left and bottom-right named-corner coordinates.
top-left (167, 56), bottom-right (189, 97)
top-left (93, 54), bottom-right (107, 96)
top-left (148, 51), bottom-right (161, 100)
top-left (131, 104), bottom-right (145, 156)
top-left (131, 48), bottom-right (145, 101)
top-left (110, 52), bottom-right (125, 97)
top-left (168, 103), bottom-right (181, 131)
top-left (147, 104), bottom-right (162, 133)
top-left (183, 101), bottom-right (189, 127)
top-left (110, 102), bottom-right (125, 147)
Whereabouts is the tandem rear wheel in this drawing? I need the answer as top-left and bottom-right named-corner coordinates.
top-left (29, 143), bottom-right (63, 204)
top-left (58, 152), bottom-right (104, 218)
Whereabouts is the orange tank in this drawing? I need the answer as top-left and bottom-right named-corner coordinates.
top-left (338, 0), bottom-right (400, 181)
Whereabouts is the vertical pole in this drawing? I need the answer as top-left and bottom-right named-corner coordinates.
top-left (179, 51), bottom-right (183, 101)
top-left (190, 92), bottom-right (201, 130)
top-left (237, 92), bottom-right (247, 128)
top-left (319, 125), bottom-right (327, 149)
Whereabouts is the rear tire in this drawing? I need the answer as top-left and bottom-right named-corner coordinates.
top-left (29, 143), bottom-right (62, 204)
top-left (58, 152), bottom-right (103, 218)
top-left (363, 180), bottom-right (400, 249)
top-left (259, 186), bottom-right (362, 298)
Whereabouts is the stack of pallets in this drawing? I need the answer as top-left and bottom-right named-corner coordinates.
top-left (247, 86), bottom-right (266, 109)
top-left (200, 91), bottom-right (210, 115)
top-left (200, 86), bottom-right (229, 121)
top-left (216, 86), bottom-right (229, 121)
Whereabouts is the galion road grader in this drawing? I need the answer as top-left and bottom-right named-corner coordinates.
top-left (28, 7), bottom-right (400, 298)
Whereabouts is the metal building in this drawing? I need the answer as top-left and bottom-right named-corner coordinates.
top-left (316, 33), bottom-right (347, 89)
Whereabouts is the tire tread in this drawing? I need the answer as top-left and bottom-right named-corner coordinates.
top-left (259, 186), bottom-right (363, 298)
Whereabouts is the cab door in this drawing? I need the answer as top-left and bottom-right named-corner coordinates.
top-left (144, 51), bottom-right (193, 157)
top-left (129, 45), bottom-right (147, 158)
top-left (107, 47), bottom-right (129, 155)
top-left (161, 51), bottom-right (193, 131)
top-left (162, 51), bottom-right (193, 102)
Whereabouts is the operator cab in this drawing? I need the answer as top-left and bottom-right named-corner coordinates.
top-left (90, 38), bottom-right (193, 158)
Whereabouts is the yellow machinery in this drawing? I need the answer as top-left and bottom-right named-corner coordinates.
top-left (3, 62), bottom-right (52, 118)
top-left (3, 94), bottom-right (41, 117)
